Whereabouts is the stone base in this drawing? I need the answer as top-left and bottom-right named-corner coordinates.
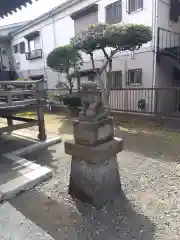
top-left (69, 156), bottom-right (121, 208)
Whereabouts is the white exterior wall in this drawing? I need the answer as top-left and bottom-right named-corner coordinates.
top-left (81, 0), bottom-right (154, 63)
top-left (98, 0), bottom-right (153, 25)
top-left (158, 0), bottom-right (180, 32)
top-left (109, 51), bottom-right (154, 111)
top-left (80, 0), bottom-right (155, 84)
top-left (11, 0), bottom-right (155, 92)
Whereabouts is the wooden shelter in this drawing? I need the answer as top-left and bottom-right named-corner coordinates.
top-left (0, 0), bottom-right (46, 141)
top-left (0, 0), bottom-right (38, 18)
top-left (0, 79), bottom-right (47, 141)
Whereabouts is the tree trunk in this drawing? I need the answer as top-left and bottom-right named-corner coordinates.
top-left (67, 75), bottom-right (73, 95)
top-left (89, 50), bottom-right (117, 110)
top-left (77, 75), bottom-right (81, 92)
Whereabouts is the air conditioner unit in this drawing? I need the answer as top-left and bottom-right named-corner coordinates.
top-left (1, 48), bottom-right (6, 55)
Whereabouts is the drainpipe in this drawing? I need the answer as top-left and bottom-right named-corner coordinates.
top-left (52, 14), bottom-right (60, 85)
top-left (0, 48), bottom-right (3, 81)
top-left (39, 29), bottom-right (47, 88)
top-left (152, 0), bottom-right (158, 88)
top-left (151, 0), bottom-right (158, 113)
top-left (52, 15), bottom-right (57, 48)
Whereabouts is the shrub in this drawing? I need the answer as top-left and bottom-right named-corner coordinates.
top-left (63, 95), bottom-right (81, 108)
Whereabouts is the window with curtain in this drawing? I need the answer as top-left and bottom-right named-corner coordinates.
top-left (106, 1), bottom-right (122, 24)
top-left (127, 68), bottom-right (142, 85)
top-left (128, 0), bottom-right (143, 13)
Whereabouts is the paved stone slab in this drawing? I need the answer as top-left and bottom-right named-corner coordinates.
top-left (0, 165), bottom-right (52, 201)
top-left (0, 202), bottom-right (54, 240)
top-left (0, 157), bottom-right (32, 185)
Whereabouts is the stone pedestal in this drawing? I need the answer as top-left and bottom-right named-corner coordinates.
top-left (65, 119), bottom-right (123, 208)
top-left (64, 82), bottom-right (123, 208)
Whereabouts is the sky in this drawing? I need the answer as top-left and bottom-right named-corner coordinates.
top-left (0, 0), bottom-right (67, 26)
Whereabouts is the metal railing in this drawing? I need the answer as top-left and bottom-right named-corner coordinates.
top-left (109, 88), bottom-right (180, 116)
top-left (26, 49), bottom-right (42, 60)
top-left (45, 87), bottom-right (180, 117)
top-left (157, 28), bottom-right (180, 60)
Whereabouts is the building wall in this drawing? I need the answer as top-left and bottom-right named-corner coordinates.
top-left (155, 0), bottom-right (180, 114)
top-left (109, 51), bottom-right (154, 112)
top-left (74, 11), bottom-right (98, 34)
top-left (98, 0), bottom-right (153, 26)
top-left (158, 0), bottom-right (180, 32)
top-left (11, 0), bottom-right (155, 91)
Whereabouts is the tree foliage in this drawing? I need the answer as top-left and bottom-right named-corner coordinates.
top-left (71, 23), bottom-right (152, 105)
top-left (71, 23), bottom-right (152, 55)
top-left (47, 44), bottom-right (82, 73)
top-left (47, 44), bottom-right (82, 94)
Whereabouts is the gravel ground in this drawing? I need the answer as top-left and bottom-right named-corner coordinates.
top-left (9, 127), bottom-right (180, 240)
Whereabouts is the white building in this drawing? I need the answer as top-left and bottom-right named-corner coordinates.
top-left (1, 0), bottom-right (180, 115)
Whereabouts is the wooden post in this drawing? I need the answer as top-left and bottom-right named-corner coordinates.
top-left (7, 117), bottom-right (13, 127)
top-left (36, 80), bottom-right (47, 141)
top-left (7, 93), bottom-right (13, 132)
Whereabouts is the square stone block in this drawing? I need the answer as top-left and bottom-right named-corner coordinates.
top-left (73, 117), bottom-right (114, 146)
top-left (65, 137), bottom-right (123, 164)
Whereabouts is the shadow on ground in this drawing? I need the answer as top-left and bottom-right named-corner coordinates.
top-left (0, 134), bottom-right (37, 155)
top-left (10, 189), bottom-right (155, 240)
top-left (18, 140), bottom-right (156, 240)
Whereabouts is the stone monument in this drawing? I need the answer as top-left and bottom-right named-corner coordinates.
top-left (64, 82), bottom-right (123, 208)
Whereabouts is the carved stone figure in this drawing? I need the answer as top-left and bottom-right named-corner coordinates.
top-left (78, 82), bottom-right (109, 122)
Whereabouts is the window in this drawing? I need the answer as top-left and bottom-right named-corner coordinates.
top-left (19, 42), bottom-right (25, 54)
top-left (26, 36), bottom-right (42, 60)
top-left (128, 0), bottom-right (143, 13)
top-left (127, 68), bottom-right (142, 85)
top-left (88, 74), bottom-right (95, 82)
top-left (107, 71), bottom-right (122, 89)
top-left (13, 44), bottom-right (18, 53)
top-left (106, 1), bottom-right (122, 24)
top-left (29, 40), bottom-right (35, 52)
top-left (26, 49), bottom-right (42, 60)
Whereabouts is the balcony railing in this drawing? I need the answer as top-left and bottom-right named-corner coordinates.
top-left (25, 49), bottom-right (42, 60)
top-left (157, 28), bottom-right (180, 60)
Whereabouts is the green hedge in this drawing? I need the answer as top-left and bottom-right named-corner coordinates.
top-left (63, 95), bottom-right (81, 108)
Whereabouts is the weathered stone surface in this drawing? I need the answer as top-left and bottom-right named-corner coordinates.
top-left (65, 137), bottom-right (123, 164)
top-left (69, 156), bottom-right (121, 208)
top-left (65, 82), bottom-right (123, 208)
top-left (73, 117), bottom-right (114, 146)
top-left (78, 82), bottom-right (109, 122)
